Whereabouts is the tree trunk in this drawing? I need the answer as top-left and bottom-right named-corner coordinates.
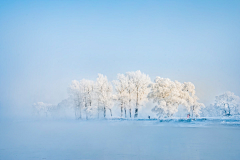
top-left (124, 107), bottom-right (127, 118)
top-left (129, 108), bottom-right (131, 118)
top-left (227, 104), bottom-right (230, 115)
top-left (135, 91), bottom-right (139, 118)
top-left (134, 108), bottom-right (138, 118)
top-left (129, 99), bottom-right (131, 118)
top-left (104, 106), bottom-right (106, 118)
top-left (121, 102), bottom-right (123, 118)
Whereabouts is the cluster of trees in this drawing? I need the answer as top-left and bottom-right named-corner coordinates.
top-left (69, 74), bottom-right (114, 119)
top-left (148, 77), bottom-right (204, 118)
top-left (68, 71), bottom-right (152, 119)
top-left (33, 70), bottom-right (240, 119)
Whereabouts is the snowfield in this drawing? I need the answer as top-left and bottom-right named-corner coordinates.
top-left (1, 118), bottom-right (240, 160)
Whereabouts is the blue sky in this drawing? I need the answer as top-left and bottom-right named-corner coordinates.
top-left (0, 0), bottom-right (240, 117)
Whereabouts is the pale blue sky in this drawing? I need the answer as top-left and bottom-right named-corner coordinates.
top-left (0, 0), bottom-right (240, 117)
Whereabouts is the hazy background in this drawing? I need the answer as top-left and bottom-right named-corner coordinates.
top-left (0, 0), bottom-right (240, 118)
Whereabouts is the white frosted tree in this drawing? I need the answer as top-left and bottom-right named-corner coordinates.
top-left (96, 74), bottom-right (114, 118)
top-left (188, 97), bottom-right (205, 118)
top-left (69, 80), bottom-right (83, 119)
top-left (79, 79), bottom-right (96, 119)
top-left (148, 77), bottom-right (204, 118)
top-left (113, 74), bottom-right (128, 118)
top-left (126, 70), bottom-right (151, 118)
top-left (181, 82), bottom-right (205, 117)
top-left (69, 79), bottom-right (96, 119)
top-left (125, 74), bottom-right (136, 118)
top-left (214, 91), bottom-right (240, 116)
top-left (148, 77), bottom-right (181, 118)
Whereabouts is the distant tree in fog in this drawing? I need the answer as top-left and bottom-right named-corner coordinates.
top-left (33, 102), bottom-right (56, 117)
top-left (69, 80), bottom-right (83, 119)
top-left (214, 91), bottom-right (240, 116)
top-left (55, 98), bottom-right (72, 117)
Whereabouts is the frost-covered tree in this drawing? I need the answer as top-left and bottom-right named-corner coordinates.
top-left (189, 101), bottom-right (205, 117)
top-left (214, 91), bottom-right (240, 116)
top-left (69, 79), bottom-right (96, 119)
top-left (181, 82), bottom-right (205, 117)
top-left (148, 77), bottom-right (204, 118)
top-left (113, 74), bottom-right (128, 118)
top-left (69, 80), bottom-right (83, 119)
top-left (126, 70), bottom-right (151, 118)
top-left (125, 74), bottom-right (136, 118)
top-left (79, 79), bottom-right (96, 119)
top-left (96, 74), bottom-right (114, 118)
top-left (148, 77), bottom-right (181, 118)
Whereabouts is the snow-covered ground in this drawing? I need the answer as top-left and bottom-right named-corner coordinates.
top-left (1, 118), bottom-right (240, 160)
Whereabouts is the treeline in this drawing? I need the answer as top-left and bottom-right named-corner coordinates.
top-left (33, 71), bottom-right (240, 119)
